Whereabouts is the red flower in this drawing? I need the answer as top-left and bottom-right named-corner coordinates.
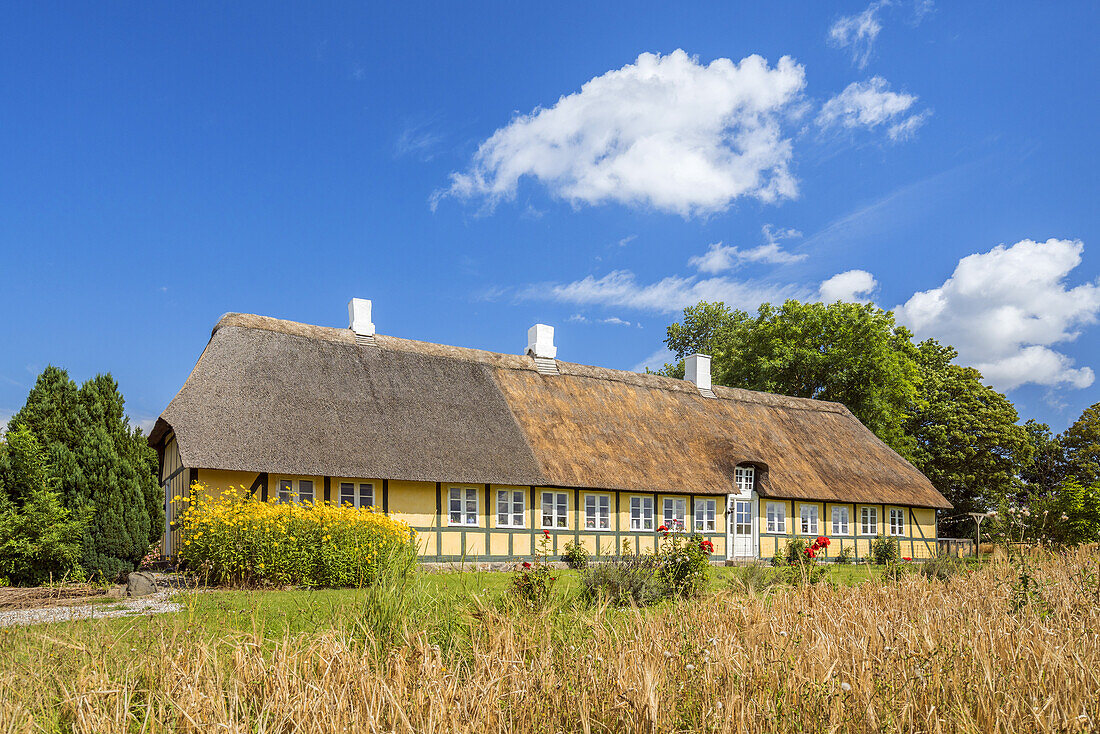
top-left (522, 561), bottom-right (532, 569)
top-left (657, 525), bottom-right (668, 533)
top-left (543, 529), bottom-right (550, 537)
top-left (816, 536), bottom-right (831, 547)
top-left (804, 547), bottom-right (816, 559)
top-left (699, 540), bottom-right (714, 554)
top-left (902, 557), bottom-right (911, 562)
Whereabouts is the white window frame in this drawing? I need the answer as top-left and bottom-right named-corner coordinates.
top-left (766, 501), bottom-right (786, 533)
top-left (734, 466), bottom-right (755, 495)
top-left (629, 496), bottom-right (654, 531)
top-left (799, 504), bottom-right (819, 535)
top-left (860, 506), bottom-right (878, 536)
top-left (662, 497), bottom-right (687, 531)
top-left (541, 491), bottom-right (569, 530)
top-left (694, 498), bottom-right (717, 532)
top-left (277, 478), bottom-right (293, 504)
top-left (448, 486), bottom-right (479, 527)
top-left (338, 481), bottom-right (375, 509)
top-left (496, 488), bottom-right (526, 528)
top-left (584, 493), bottom-right (612, 531)
top-left (889, 508), bottom-right (905, 537)
top-left (276, 478), bottom-right (315, 504)
top-left (831, 506), bottom-right (850, 535)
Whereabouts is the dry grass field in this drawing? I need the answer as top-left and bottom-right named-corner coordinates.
top-left (0, 549), bottom-right (1097, 733)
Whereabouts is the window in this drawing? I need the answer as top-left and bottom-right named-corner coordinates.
top-left (860, 507), bottom-right (878, 535)
top-left (448, 487), bottom-right (479, 526)
top-left (734, 501), bottom-right (752, 536)
top-left (297, 480), bottom-right (314, 504)
top-left (339, 482), bottom-right (374, 508)
top-left (662, 498), bottom-right (687, 530)
top-left (541, 491), bottom-right (568, 529)
top-left (831, 506), bottom-right (850, 535)
top-left (585, 494), bottom-right (611, 530)
top-left (497, 489), bottom-right (526, 528)
top-left (277, 478), bottom-right (315, 504)
top-left (799, 504), bottom-right (819, 535)
top-left (694, 499), bottom-right (717, 532)
top-left (734, 466), bottom-right (755, 495)
top-left (766, 502), bottom-right (786, 533)
top-left (889, 508), bottom-right (905, 536)
top-left (629, 496), bottom-right (654, 530)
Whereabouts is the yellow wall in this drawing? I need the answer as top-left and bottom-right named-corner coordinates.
top-left (171, 467), bottom-right (939, 563)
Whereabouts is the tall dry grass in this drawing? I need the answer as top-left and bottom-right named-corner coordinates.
top-left (1, 548), bottom-right (1098, 733)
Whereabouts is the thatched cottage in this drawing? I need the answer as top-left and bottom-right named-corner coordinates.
top-left (150, 299), bottom-right (950, 563)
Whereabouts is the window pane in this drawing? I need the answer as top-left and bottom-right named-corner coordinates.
top-left (360, 484), bottom-right (373, 508)
top-left (340, 482), bottom-right (354, 506)
top-left (298, 480), bottom-right (314, 503)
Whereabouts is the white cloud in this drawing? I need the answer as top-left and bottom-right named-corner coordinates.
top-left (817, 77), bottom-right (928, 139)
top-left (819, 270), bottom-right (878, 303)
top-left (567, 313), bottom-right (634, 327)
top-left (527, 269), bottom-right (808, 314)
top-left (435, 49), bottom-right (807, 217)
top-left (828, 1), bottom-right (933, 69)
top-left (688, 225), bottom-right (806, 274)
top-left (895, 238), bottom-right (1100, 390)
top-left (828, 1), bottom-right (887, 69)
top-left (617, 235), bottom-right (637, 247)
top-left (633, 347), bottom-right (674, 373)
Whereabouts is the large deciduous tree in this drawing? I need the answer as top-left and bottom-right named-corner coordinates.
top-left (902, 340), bottom-right (1032, 537)
top-left (662, 300), bottom-right (919, 459)
top-left (6, 367), bottom-right (162, 580)
top-left (1062, 402), bottom-right (1100, 487)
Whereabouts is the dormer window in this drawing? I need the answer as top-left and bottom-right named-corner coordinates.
top-left (734, 466), bottom-right (755, 495)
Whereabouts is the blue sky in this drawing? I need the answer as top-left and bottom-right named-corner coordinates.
top-left (2, 1), bottom-right (1098, 433)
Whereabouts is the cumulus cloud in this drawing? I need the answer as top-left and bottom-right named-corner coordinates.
top-left (688, 225), bottom-right (806, 274)
top-left (435, 49), bottom-right (807, 217)
top-left (817, 77), bottom-right (928, 139)
top-left (819, 270), bottom-right (878, 303)
top-left (895, 238), bottom-right (1100, 391)
top-left (828, 1), bottom-right (887, 69)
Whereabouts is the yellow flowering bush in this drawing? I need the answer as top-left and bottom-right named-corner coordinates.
top-left (175, 483), bottom-right (416, 587)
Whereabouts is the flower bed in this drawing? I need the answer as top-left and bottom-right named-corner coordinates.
top-left (175, 483), bottom-right (416, 587)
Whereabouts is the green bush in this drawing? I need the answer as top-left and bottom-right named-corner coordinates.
top-left (870, 535), bottom-right (900, 565)
top-left (834, 545), bottom-right (854, 564)
top-left (512, 530), bottom-right (557, 611)
top-left (0, 427), bottom-right (88, 585)
top-left (656, 531), bottom-right (713, 598)
top-left (561, 540), bottom-right (589, 569)
top-left (580, 552), bottom-right (662, 606)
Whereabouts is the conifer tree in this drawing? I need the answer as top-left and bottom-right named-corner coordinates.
top-left (7, 367), bottom-right (162, 579)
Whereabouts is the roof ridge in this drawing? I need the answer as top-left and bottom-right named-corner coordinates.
top-left (213, 312), bottom-right (848, 415)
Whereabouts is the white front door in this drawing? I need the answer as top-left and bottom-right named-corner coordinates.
top-left (732, 499), bottom-right (754, 557)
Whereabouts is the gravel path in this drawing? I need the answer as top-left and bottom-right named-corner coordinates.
top-left (0, 590), bottom-right (182, 628)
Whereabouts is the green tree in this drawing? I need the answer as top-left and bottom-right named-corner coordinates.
top-left (1019, 419), bottom-right (1066, 497)
top-left (7, 367), bottom-right (162, 579)
top-left (0, 426), bottom-right (88, 585)
top-left (662, 300), bottom-right (920, 458)
top-left (1062, 402), bottom-right (1100, 487)
top-left (902, 340), bottom-right (1032, 537)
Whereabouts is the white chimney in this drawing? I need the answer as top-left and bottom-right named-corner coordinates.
top-left (348, 298), bottom-right (375, 337)
top-left (526, 324), bottom-right (557, 359)
top-left (685, 353), bottom-right (712, 392)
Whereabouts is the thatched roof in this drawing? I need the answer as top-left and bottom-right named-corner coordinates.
top-left (150, 313), bottom-right (950, 509)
